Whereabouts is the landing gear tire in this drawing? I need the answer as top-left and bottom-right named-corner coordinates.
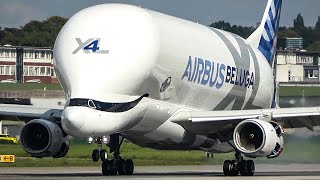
top-left (124, 159), bottom-right (134, 175)
top-left (109, 159), bottom-right (118, 175)
top-left (239, 160), bottom-right (255, 176)
top-left (223, 160), bottom-right (238, 176)
top-left (100, 149), bottom-right (108, 162)
top-left (117, 159), bottom-right (125, 175)
top-left (223, 151), bottom-right (255, 176)
top-left (92, 149), bottom-right (100, 162)
top-left (102, 160), bottom-right (111, 176)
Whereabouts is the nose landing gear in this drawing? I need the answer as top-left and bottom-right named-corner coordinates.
top-left (89, 136), bottom-right (109, 162)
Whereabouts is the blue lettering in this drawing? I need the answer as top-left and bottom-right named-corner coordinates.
top-left (181, 56), bottom-right (255, 90)
top-left (209, 62), bottom-right (218, 87)
top-left (191, 57), bottom-right (197, 82)
top-left (230, 67), bottom-right (236, 84)
top-left (225, 66), bottom-right (231, 83)
top-left (245, 71), bottom-right (250, 87)
top-left (235, 68), bottom-right (239, 86)
top-left (249, 72), bottom-right (255, 89)
top-left (192, 57), bottom-right (199, 82)
top-left (216, 63), bottom-right (225, 89)
top-left (181, 56), bottom-right (192, 80)
top-left (84, 40), bottom-right (100, 52)
top-left (201, 60), bottom-right (211, 85)
top-left (240, 69), bottom-right (246, 87)
top-left (197, 58), bottom-right (205, 84)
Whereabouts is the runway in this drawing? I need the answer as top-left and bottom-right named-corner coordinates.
top-left (1, 164), bottom-right (320, 180)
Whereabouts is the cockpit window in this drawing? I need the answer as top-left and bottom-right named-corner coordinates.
top-left (66, 94), bottom-right (149, 113)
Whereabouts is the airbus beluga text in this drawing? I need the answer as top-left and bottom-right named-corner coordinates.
top-left (3, 0), bottom-right (320, 177)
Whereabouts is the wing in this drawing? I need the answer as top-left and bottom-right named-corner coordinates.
top-left (0, 103), bottom-right (63, 122)
top-left (170, 107), bottom-right (320, 137)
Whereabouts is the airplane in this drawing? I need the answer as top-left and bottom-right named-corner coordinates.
top-left (1, 0), bottom-right (320, 177)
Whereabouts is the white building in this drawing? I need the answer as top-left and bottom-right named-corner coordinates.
top-left (0, 45), bottom-right (57, 83)
top-left (275, 50), bottom-right (320, 83)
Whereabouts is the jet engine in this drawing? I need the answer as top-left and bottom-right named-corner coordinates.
top-left (233, 119), bottom-right (284, 158)
top-left (20, 119), bottom-right (69, 158)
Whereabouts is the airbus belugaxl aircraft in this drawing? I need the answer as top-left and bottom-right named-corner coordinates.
top-left (2, 0), bottom-right (320, 177)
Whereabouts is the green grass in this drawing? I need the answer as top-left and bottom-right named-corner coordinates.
top-left (0, 83), bottom-right (62, 91)
top-left (279, 86), bottom-right (320, 96)
top-left (0, 142), bottom-right (231, 167)
top-left (1, 137), bottom-right (320, 167)
top-left (0, 83), bottom-right (319, 97)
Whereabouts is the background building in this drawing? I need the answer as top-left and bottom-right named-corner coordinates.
top-left (275, 50), bottom-right (320, 83)
top-left (277, 37), bottom-right (304, 50)
top-left (0, 45), bottom-right (58, 83)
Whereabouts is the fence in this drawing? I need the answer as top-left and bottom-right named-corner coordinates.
top-left (0, 90), bottom-right (64, 98)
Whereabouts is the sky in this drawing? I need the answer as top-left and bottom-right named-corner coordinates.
top-left (0, 0), bottom-right (319, 28)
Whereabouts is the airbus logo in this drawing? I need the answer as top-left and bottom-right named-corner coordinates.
top-left (181, 56), bottom-right (255, 89)
top-left (72, 38), bottom-right (109, 54)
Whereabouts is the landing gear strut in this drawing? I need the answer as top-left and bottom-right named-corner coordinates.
top-left (102, 134), bottom-right (134, 176)
top-left (223, 150), bottom-right (255, 176)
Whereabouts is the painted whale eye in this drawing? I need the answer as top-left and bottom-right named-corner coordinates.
top-left (160, 77), bottom-right (172, 92)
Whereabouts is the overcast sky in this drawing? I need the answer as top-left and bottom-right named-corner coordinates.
top-left (0, 0), bottom-right (319, 28)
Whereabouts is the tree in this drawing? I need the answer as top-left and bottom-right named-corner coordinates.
top-left (293, 13), bottom-right (305, 30)
top-left (307, 41), bottom-right (320, 52)
top-left (209, 21), bottom-right (254, 38)
top-left (278, 28), bottom-right (299, 38)
top-left (316, 16), bottom-right (320, 31)
top-left (0, 16), bottom-right (68, 47)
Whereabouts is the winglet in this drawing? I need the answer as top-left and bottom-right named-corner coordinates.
top-left (247, 0), bottom-right (283, 66)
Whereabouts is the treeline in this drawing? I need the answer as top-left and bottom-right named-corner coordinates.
top-left (0, 16), bottom-right (67, 47)
top-left (210, 14), bottom-right (320, 51)
top-left (0, 14), bottom-right (319, 51)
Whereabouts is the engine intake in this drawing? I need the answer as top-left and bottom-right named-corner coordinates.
top-left (20, 119), bottom-right (69, 158)
top-left (233, 119), bottom-right (283, 158)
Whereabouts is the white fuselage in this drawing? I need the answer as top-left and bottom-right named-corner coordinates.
top-left (53, 4), bottom-right (274, 152)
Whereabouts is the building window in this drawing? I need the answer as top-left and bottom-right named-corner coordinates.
top-left (51, 67), bottom-right (56, 77)
top-left (40, 66), bottom-right (46, 76)
top-left (0, 66), bottom-right (4, 75)
top-left (24, 50), bottom-right (28, 58)
top-left (46, 67), bottom-right (51, 76)
top-left (35, 51), bottom-right (39, 59)
top-left (24, 66), bottom-right (28, 76)
top-left (5, 49), bottom-right (10, 58)
top-left (11, 66), bottom-right (16, 75)
top-left (5, 66), bottom-right (10, 75)
top-left (11, 49), bottom-right (16, 58)
top-left (288, 70), bottom-right (291, 81)
top-left (305, 69), bottom-right (319, 78)
top-left (34, 67), bottom-right (40, 76)
top-left (45, 51), bottom-right (50, 59)
top-left (41, 51), bottom-right (45, 58)
top-left (28, 66), bottom-right (34, 76)
top-left (0, 49), bottom-right (4, 57)
top-left (29, 50), bottom-right (34, 58)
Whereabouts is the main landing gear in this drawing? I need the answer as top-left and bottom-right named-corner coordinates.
top-left (89, 134), bottom-right (134, 176)
top-left (223, 151), bottom-right (255, 176)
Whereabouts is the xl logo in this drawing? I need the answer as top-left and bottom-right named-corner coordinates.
top-left (72, 38), bottom-right (109, 54)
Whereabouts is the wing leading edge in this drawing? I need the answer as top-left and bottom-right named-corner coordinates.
top-left (0, 104), bottom-right (63, 122)
top-left (170, 107), bottom-right (320, 135)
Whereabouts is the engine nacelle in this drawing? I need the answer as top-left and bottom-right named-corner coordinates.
top-left (233, 119), bottom-right (284, 158)
top-left (20, 119), bottom-right (69, 158)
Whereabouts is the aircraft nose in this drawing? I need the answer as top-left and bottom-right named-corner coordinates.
top-left (61, 107), bottom-right (85, 135)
